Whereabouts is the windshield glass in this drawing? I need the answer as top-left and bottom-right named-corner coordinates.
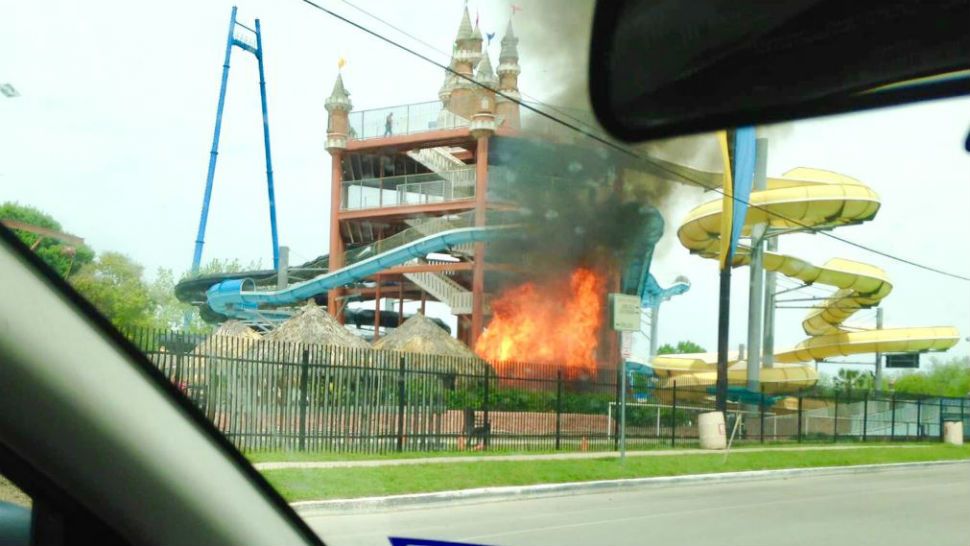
top-left (3, 1), bottom-right (969, 545)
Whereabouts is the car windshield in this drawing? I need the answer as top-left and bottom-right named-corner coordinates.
top-left (3, 1), bottom-right (969, 545)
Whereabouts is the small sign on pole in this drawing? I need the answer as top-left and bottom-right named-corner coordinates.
top-left (609, 293), bottom-right (641, 332)
top-left (608, 293), bottom-right (640, 462)
top-left (886, 353), bottom-right (920, 369)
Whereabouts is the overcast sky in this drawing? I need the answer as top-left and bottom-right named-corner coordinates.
top-left (2, 0), bottom-right (969, 368)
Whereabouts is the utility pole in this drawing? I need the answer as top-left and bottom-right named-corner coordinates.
top-left (649, 304), bottom-right (660, 358)
top-left (276, 246), bottom-right (289, 290)
top-left (715, 127), bottom-right (755, 414)
top-left (874, 307), bottom-right (884, 392)
top-left (762, 235), bottom-right (778, 368)
top-left (745, 138), bottom-right (768, 392)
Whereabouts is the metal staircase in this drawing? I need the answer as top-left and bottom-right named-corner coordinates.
top-left (406, 147), bottom-right (474, 190)
top-left (404, 269), bottom-right (473, 315)
top-left (397, 147), bottom-right (480, 315)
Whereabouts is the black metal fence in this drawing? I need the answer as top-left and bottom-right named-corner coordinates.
top-left (131, 329), bottom-right (970, 453)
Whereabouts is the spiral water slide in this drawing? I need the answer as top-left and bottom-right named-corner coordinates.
top-left (651, 167), bottom-right (960, 393)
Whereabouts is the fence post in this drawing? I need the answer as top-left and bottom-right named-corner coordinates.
top-left (916, 398), bottom-right (922, 440)
top-left (833, 390), bottom-right (839, 443)
top-left (174, 352), bottom-right (183, 387)
top-left (396, 356), bottom-right (406, 452)
top-left (962, 398), bottom-right (966, 439)
top-left (670, 380), bottom-right (677, 448)
top-left (613, 366), bottom-right (621, 450)
top-left (555, 368), bottom-right (563, 451)
top-left (939, 397), bottom-right (943, 442)
top-left (890, 393), bottom-right (896, 442)
top-left (483, 365), bottom-right (491, 450)
top-left (759, 385), bottom-right (765, 444)
top-left (797, 395), bottom-right (803, 443)
top-left (613, 368), bottom-right (620, 451)
top-left (862, 392), bottom-right (868, 443)
top-left (298, 348), bottom-right (310, 451)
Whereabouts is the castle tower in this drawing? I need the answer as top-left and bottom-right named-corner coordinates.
top-left (471, 51), bottom-right (498, 135)
top-left (325, 73), bottom-right (352, 150)
top-left (496, 19), bottom-right (521, 130)
top-left (324, 73), bottom-right (352, 319)
top-left (444, 6), bottom-right (485, 120)
top-left (320, 8), bottom-right (529, 344)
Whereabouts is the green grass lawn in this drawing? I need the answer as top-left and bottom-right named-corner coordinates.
top-left (261, 443), bottom-right (970, 502)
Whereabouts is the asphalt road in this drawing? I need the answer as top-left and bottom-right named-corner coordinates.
top-left (305, 463), bottom-right (970, 546)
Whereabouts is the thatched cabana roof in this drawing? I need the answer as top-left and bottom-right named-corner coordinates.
top-left (196, 321), bottom-right (262, 353)
top-left (265, 300), bottom-right (369, 349)
top-left (373, 313), bottom-right (476, 358)
top-left (182, 320), bottom-right (263, 385)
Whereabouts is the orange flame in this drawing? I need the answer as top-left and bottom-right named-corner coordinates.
top-left (475, 267), bottom-right (606, 379)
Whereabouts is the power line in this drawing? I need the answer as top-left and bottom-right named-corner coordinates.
top-left (299, 0), bottom-right (970, 283)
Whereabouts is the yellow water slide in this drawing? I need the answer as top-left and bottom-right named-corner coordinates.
top-left (652, 167), bottom-right (960, 393)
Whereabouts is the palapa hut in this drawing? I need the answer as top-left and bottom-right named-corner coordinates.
top-left (264, 300), bottom-right (369, 349)
top-left (250, 300), bottom-right (370, 378)
top-left (182, 320), bottom-right (262, 385)
top-left (226, 301), bottom-right (372, 445)
top-left (373, 313), bottom-right (491, 384)
top-left (373, 313), bottom-right (477, 358)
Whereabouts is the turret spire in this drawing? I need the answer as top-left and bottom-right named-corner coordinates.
top-left (475, 52), bottom-right (498, 88)
top-left (455, 6), bottom-right (474, 42)
top-left (325, 73), bottom-right (352, 112)
top-left (500, 19), bottom-right (519, 62)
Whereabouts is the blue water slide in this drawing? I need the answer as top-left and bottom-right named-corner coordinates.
top-left (619, 206), bottom-right (665, 300)
top-left (206, 226), bottom-right (517, 319)
top-left (641, 274), bottom-right (691, 308)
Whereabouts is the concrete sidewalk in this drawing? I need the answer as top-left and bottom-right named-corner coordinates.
top-left (254, 443), bottom-right (928, 470)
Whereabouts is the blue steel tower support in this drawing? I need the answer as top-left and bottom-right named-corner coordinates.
top-left (254, 19), bottom-right (280, 269)
top-left (191, 6), bottom-right (280, 274)
top-left (192, 6), bottom-right (237, 274)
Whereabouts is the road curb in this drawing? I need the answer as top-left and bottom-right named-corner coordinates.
top-left (291, 459), bottom-right (969, 515)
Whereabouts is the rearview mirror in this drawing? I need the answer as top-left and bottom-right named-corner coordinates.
top-left (588, 0), bottom-right (970, 141)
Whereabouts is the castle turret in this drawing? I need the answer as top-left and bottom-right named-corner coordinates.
top-left (324, 73), bottom-right (352, 320)
top-left (438, 67), bottom-right (457, 106)
top-left (444, 6), bottom-right (485, 120)
top-left (325, 73), bottom-right (353, 151)
top-left (496, 19), bottom-right (521, 130)
top-left (471, 51), bottom-right (498, 139)
top-left (475, 51), bottom-right (498, 90)
top-left (451, 7), bottom-right (477, 78)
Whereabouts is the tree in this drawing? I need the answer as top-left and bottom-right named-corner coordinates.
top-left (0, 202), bottom-right (94, 276)
top-left (70, 252), bottom-right (156, 332)
top-left (179, 257), bottom-right (264, 281)
top-left (834, 369), bottom-right (875, 391)
top-left (893, 356), bottom-right (970, 397)
top-left (149, 268), bottom-right (208, 333)
top-left (657, 340), bottom-right (706, 355)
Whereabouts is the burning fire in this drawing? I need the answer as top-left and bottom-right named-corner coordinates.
top-left (475, 267), bottom-right (606, 379)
